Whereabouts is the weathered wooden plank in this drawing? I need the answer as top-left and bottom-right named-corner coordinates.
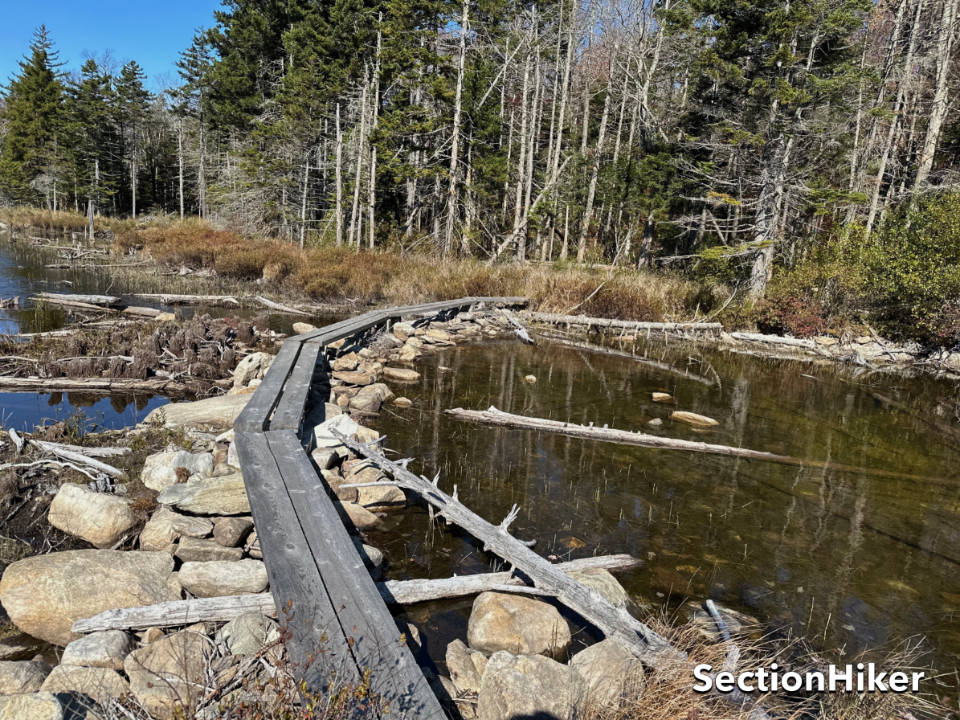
top-left (234, 432), bottom-right (362, 692)
top-left (266, 430), bottom-right (446, 719)
top-left (234, 341), bottom-right (302, 432)
top-left (270, 342), bottom-right (321, 431)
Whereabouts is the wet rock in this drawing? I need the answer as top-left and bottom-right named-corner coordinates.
top-left (139, 508), bottom-right (214, 552)
top-left (670, 410), bottom-right (719, 428)
top-left (215, 612), bottom-right (280, 656)
top-left (0, 692), bottom-right (64, 720)
top-left (394, 397), bottom-right (413, 408)
top-left (392, 322), bottom-right (416, 341)
top-left (232, 352), bottom-right (273, 389)
top-left (144, 394), bottom-right (251, 430)
top-left (0, 550), bottom-right (180, 646)
top-left (156, 473), bottom-right (250, 515)
top-left (476, 651), bottom-right (585, 720)
top-left (0, 660), bottom-right (50, 694)
top-left (47, 484), bottom-right (136, 549)
top-left (349, 383), bottom-right (394, 414)
top-left (141, 450), bottom-right (215, 492)
top-left (647, 418), bottom-right (663, 427)
top-left (397, 344), bottom-right (421, 362)
top-left (424, 328), bottom-right (454, 344)
top-left (352, 540), bottom-right (384, 575)
top-left (467, 592), bottom-right (571, 657)
top-left (61, 630), bottom-right (133, 670)
top-left (124, 629), bottom-right (208, 719)
top-left (40, 665), bottom-right (130, 703)
top-left (569, 637), bottom-right (645, 710)
top-left (523, 375), bottom-right (537, 384)
top-left (339, 502), bottom-right (382, 530)
top-left (651, 392), bottom-right (673, 403)
top-left (178, 560), bottom-right (268, 597)
top-left (446, 639), bottom-right (488, 695)
top-left (567, 568), bottom-right (630, 609)
top-left (355, 426), bottom-right (380, 444)
top-left (291, 322), bottom-right (316, 334)
top-left (212, 517), bottom-right (254, 547)
top-left (382, 367), bottom-right (420, 382)
top-left (175, 536), bottom-right (244, 562)
top-left (331, 352), bottom-right (360, 371)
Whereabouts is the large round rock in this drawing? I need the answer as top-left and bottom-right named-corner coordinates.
top-left (0, 550), bottom-right (181, 646)
top-left (467, 592), bottom-right (571, 656)
top-left (476, 651), bottom-right (585, 720)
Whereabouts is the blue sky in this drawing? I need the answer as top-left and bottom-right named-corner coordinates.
top-left (0, 0), bottom-right (225, 91)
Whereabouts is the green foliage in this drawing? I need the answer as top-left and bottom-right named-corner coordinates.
top-left (861, 193), bottom-right (960, 343)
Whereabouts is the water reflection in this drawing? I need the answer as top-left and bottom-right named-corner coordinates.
top-left (0, 391), bottom-right (168, 432)
top-left (368, 338), bottom-right (960, 681)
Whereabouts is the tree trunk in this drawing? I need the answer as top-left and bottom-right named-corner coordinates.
top-left (444, 0), bottom-right (470, 256)
top-left (348, 79), bottom-right (369, 248)
top-left (177, 121), bottom-right (185, 220)
top-left (335, 104), bottom-right (344, 246)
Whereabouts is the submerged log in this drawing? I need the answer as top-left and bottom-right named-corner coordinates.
top-left (0, 376), bottom-right (190, 395)
top-left (254, 295), bottom-right (311, 316)
top-left (72, 554), bottom-right (641, 632)
top-left (34, 292), bottom-right (120, 307)
top-left (523, 311), bottom-right (722, 335)
top-left (445, 406), bottom-right (933, 482)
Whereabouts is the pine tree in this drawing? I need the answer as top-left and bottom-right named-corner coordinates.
top-left (0, 25), bottom-right (65, 205)
top-left (115, 61), bottom-right (151, 216)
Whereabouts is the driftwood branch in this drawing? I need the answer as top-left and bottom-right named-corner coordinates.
top-left (0, 377), bottom-right (190, 395)
top-left (333, 429), bottom-right (678, 663)
top-left (28, 439), bottom-right (127, 480)
top-left (445, 406), bottom-right (931, 482)
top-left (72, 554), bottom-right (641, 632)
top-left (501, 309), bottom-right (535, 345)
top-left (255, 296), bottom-right (311, 316)
top-left (131, 293), bottom-right (241, 307)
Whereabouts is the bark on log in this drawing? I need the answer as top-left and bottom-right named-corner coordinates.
top-left (131, 293), bottom-right (241, 306)
top-left (34, 292), bottom-right (120, 307)
top-left (727, 332), bottom-right (817, 350)
top-left (523, 311), bottom-right (722, 334)
top-left (254, 296), bottom-right (311, 316)
top-left (71, 554), bottom-right (641, 632)
top-left (333, 430), bottom-right (678, 663)
top-left (445, 406), bottom-right (931, 482)
top-left (31, 295), bottom-right (117, 312)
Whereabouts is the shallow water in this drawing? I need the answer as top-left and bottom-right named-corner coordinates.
top-left (367, 338), bottom-right (960, 686)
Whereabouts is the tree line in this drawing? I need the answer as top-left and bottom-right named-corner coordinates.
top-left (1, 0), bottom-right (958, 298)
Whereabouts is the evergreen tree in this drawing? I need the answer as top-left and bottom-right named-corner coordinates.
top-left (115, 61), bottom-right (151, 215)
top-left (0, 25), bottom-right (64, 205)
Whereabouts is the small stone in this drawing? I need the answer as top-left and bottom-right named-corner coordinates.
top-left (178, 560), bottom-right (268, 597)
top-left (213, 517), bottom-right (254, 547)
top-left (467, 592), bottom-right (571, 657)
top-left (245, 531), bottom-right (262, 559)
top-left (232, 352), bottom-right (273, 389)
top-left (331, 352), bottom-right (360, 371)
top-left (651, 392), bottom-right (673, 403)
top-left (394, 397), bottom-right (413, 408)
top-left (215, 613), bottom-right (281, 656)
top-left (141, 450), bottom-right (215, 492)
top-left (0, 660), bottom-right (50, 694)
top-left (349, 383), bottom-right (395, 415)
top-left (397, 344), bottom-right (421, 362)
top-left (311, 447), bottom-right (339, 470)
top-left (291, 322), bottom-right (316, 334)
top-left (61, 630), bottom-right (133, 670)
top-left (47, 484), bottom-right (136, 548)
top-left (140, 508), bottom-right (214, 552)
top-left (382, 367), bottom-right (420, 382)
top-left (124, 629), bottom-right (208, 719)
top-left (333, 370), bottom-right (375, 386)
top-left (175, 536), bottom-right (244, 562)
top-left (340, 502), bottom-right (382, 530)
top-left (523, 375), bottom-right (537, 384)
top-left (425, 328), bottom-right (453, 344)
top-left (670, 410), bottom-right (719, 428)
top-left (647, 418), bottom-right (663, 427)
top-left (567, 568), bottom-right (631, 608)
top-left (355, 426), bottom-right (380, 444)
top-left (392, 322), bottom-right (416, 341)
top-left (313, 414), bottom-right (359, 449)
top-left (140, 628), bottom-right (165, 644)
top-left (446, 639), bottom-right (487, 695)
top-left (40, 665), bottom-right (130, 703)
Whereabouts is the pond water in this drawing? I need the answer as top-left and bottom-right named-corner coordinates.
top-left (366, 339), bottom-right (960, 691)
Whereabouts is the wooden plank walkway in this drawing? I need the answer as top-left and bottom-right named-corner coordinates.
top-left (233, 296), bottom-right (527, 717)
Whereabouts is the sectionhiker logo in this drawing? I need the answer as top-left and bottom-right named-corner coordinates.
top-left (693, 663), bottom-right (925, 694)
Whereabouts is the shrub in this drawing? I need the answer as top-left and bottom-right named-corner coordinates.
top-left (754, 295), bottom-right (826, 337)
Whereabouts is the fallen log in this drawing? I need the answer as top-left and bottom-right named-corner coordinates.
top-left (29, 439), bottom-right (126, 480)
top-left (71, 554), bottom-right (641, 632)
top-left (31, 294), bottom-right (117, 312)
top-left (120, 306), bottom-right (162, 318)
top-left (255, 295), bottom-right (311, 316)
top-left (333, 430), bottom-right (677, 662)
top-left (34, 292), bottom-right (120, 307)
top-left (523, 311), bottom-right (722, 335)
top-left (131, 293), bottom-right (240, 307)
top-left (502, 309), bottom-right (535, 345)
top-left (0, 377), bottom-right (190, 395)
top-left (445, 406), bottom-right (932, 482)
top-left (538, 333), bottom-right (718, 386)
top-left (727, 331), bottom-right (817, 350)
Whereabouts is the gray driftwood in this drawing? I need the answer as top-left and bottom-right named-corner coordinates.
top-left (72, 554), bottom-right (639, 633)
top-left (522, 311), bottom-right (722, 335)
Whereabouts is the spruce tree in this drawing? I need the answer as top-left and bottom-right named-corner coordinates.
top-left (0, 25), bottom-right (65, 205)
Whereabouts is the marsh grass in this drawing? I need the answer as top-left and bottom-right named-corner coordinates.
top-left (4, 209), bottom-right (717, 321)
